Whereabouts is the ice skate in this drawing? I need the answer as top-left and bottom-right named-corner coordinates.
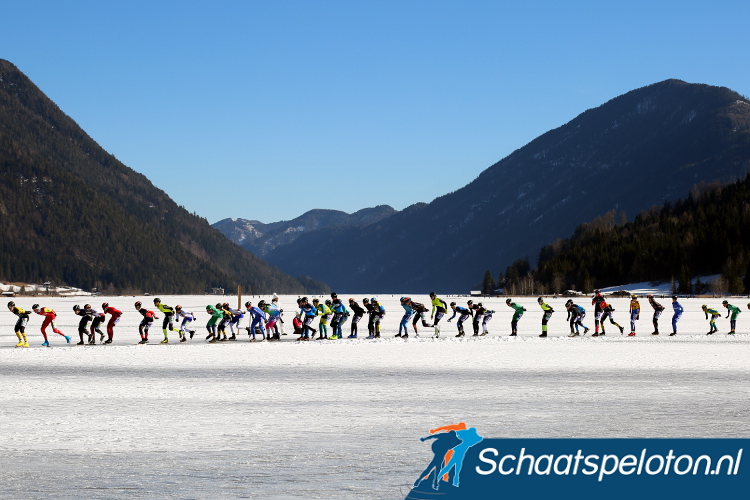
top-left (41, 340), bottom-right (50, 347)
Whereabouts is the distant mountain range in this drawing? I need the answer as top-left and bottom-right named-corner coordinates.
top-left (216, 79), bottom-right (750, 293)
top-left (214, 205), bottom-right (396, 257)
top-left (0, 59), bottom-right (327, 294)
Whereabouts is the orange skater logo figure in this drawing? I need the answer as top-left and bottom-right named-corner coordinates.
top-left (413, 422), bottom-right (484, 491)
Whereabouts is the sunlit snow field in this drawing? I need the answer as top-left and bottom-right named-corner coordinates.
top-left (1, 294), bottom-right (749, 499)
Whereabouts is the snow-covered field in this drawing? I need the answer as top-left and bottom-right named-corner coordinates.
top-left (1, 294), bottom-right (749, 499)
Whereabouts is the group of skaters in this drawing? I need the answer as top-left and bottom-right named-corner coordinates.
top-left (558, 291), bottom-right (745, 338)
top-left (293, 293), bottom-right (494, 341)
top-left (5, 291), bottom-right (749, 347)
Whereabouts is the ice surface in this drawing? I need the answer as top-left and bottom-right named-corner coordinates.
top-left (1, 294), bottom-right (749, 498)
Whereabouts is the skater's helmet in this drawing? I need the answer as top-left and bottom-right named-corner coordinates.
top-left (467, 300), bottom-right (473, 306)
top-left (215, 303), bottom-right (222, 309)
top-left (594, 289), bottom-right (601, 295)
top-left (403, 297), bottom-right (411, 303)
top-left (206, 304), bottom-right (213, 310)
top-left (722, 300), bottom-right (728, 305)
top-left (348, 297), bottom-right (355, 303)
top-left (222, 303), bottom-right (229, 309)
top-left (245, 301), bottom-right (252, 308)
top-left (631, 294), bottom-right (637, 299)
top-left (362, 298), bottom-right (369, 304)
top-left (565, 299), bottom-right (573, 307)
top-left (331, 292), bottom-right (338, 299)
top-left (153, 298), bottom-right (161, 304)
top-left (370, 297), bottom-right (376, 303)
top-left (175, 305), bottom-right (182, 312)
top-left (672, 296), bottom-right (678, 300)
top-left (429, 292), bottom-right (436, 298)
top-left (301, 296), bottom-right (308, 303)
top-left (7, 301), bottom-right (14, 309)
top-left (647, 295), bottom-right (653, 298)
top-left (84, 304), bottom-right (91, 309)
top-left (701, 304), bottom-right (707, 310)
top-left (73, 304), bottom-right (80, 311)
top-left (258, 300), bottom-right (266, 308)
top-left (102, 302), bottom-right (109, 310)
top-left (477, 303), bottom-right (483, 308)
top-left (450, 302), bottom-right (456, 307)
top-left (537, 297), bottom-right (543, 303)
top-left (135, 301), bottom-right (142, 309)
top-left (324, 300), bottom-right (332, 306)
top-left (272, 296), bottom-right (279, 302)
top-left (312, 298), bottom-right (319, 304)
top-left (32, 303), bottom-right (39, 310)
top-left (505, 298), bottom-right (512, 304)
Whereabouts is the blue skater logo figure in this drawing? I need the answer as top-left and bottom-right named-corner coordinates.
top-left (412, 422), bottom-right (484, 492)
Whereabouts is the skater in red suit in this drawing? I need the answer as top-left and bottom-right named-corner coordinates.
top-left (102, 303), bottom-right (122, 344)
top-left (32, 304), bottom-right (70, 346)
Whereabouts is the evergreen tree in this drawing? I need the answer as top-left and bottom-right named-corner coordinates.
top-left (482, 271), bottom-right (496, 294)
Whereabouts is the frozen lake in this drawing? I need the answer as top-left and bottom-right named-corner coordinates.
top-left (1, 295), bottom-right (749, 498)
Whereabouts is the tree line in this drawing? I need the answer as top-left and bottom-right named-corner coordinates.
top-left (480, 175), bottom-right (750, 295)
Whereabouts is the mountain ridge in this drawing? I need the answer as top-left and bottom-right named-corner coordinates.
top-left (0, 59), bottom-right (327, 294)
top-left (253, 79), bottom-right (750, 292)
top-left (214, 205), bottom-right (397, 257)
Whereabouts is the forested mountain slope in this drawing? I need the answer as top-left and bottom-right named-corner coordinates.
top-left (0, 59), bottom-right (326, 294)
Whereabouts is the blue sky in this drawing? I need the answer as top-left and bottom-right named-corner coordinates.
top-left (5, 0), bottom-right (750, 224)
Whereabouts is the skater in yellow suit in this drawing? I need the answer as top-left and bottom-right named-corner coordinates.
top-left (7, 301), bottom-right (30, 347)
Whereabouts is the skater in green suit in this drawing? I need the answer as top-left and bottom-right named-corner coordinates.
top-left (722, 300), bottom-right (741, 334)
top-left (505, 298), bottom-right (526, 337)
top-left (205, 304), bottom-right (223, 343)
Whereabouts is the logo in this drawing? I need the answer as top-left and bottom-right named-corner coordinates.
top-left (405, 425), bottom-right (749, 500)
top-left (408, 422), bottom-right (483, 497)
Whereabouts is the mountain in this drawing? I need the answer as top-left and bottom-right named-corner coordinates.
top-left (258, 79), bottom-right (750, 293)
top-left (0, 59), bottom-right (327, 294)
top-left (213, 205), bottom-right (397, 257)
top-left (504, 175), bottom-right (750, 295)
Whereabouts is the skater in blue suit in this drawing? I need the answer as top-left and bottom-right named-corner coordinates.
top-left (670, 296), bottom-right (683, 336)
top-left (396, 297), bottom-right (414, 338)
